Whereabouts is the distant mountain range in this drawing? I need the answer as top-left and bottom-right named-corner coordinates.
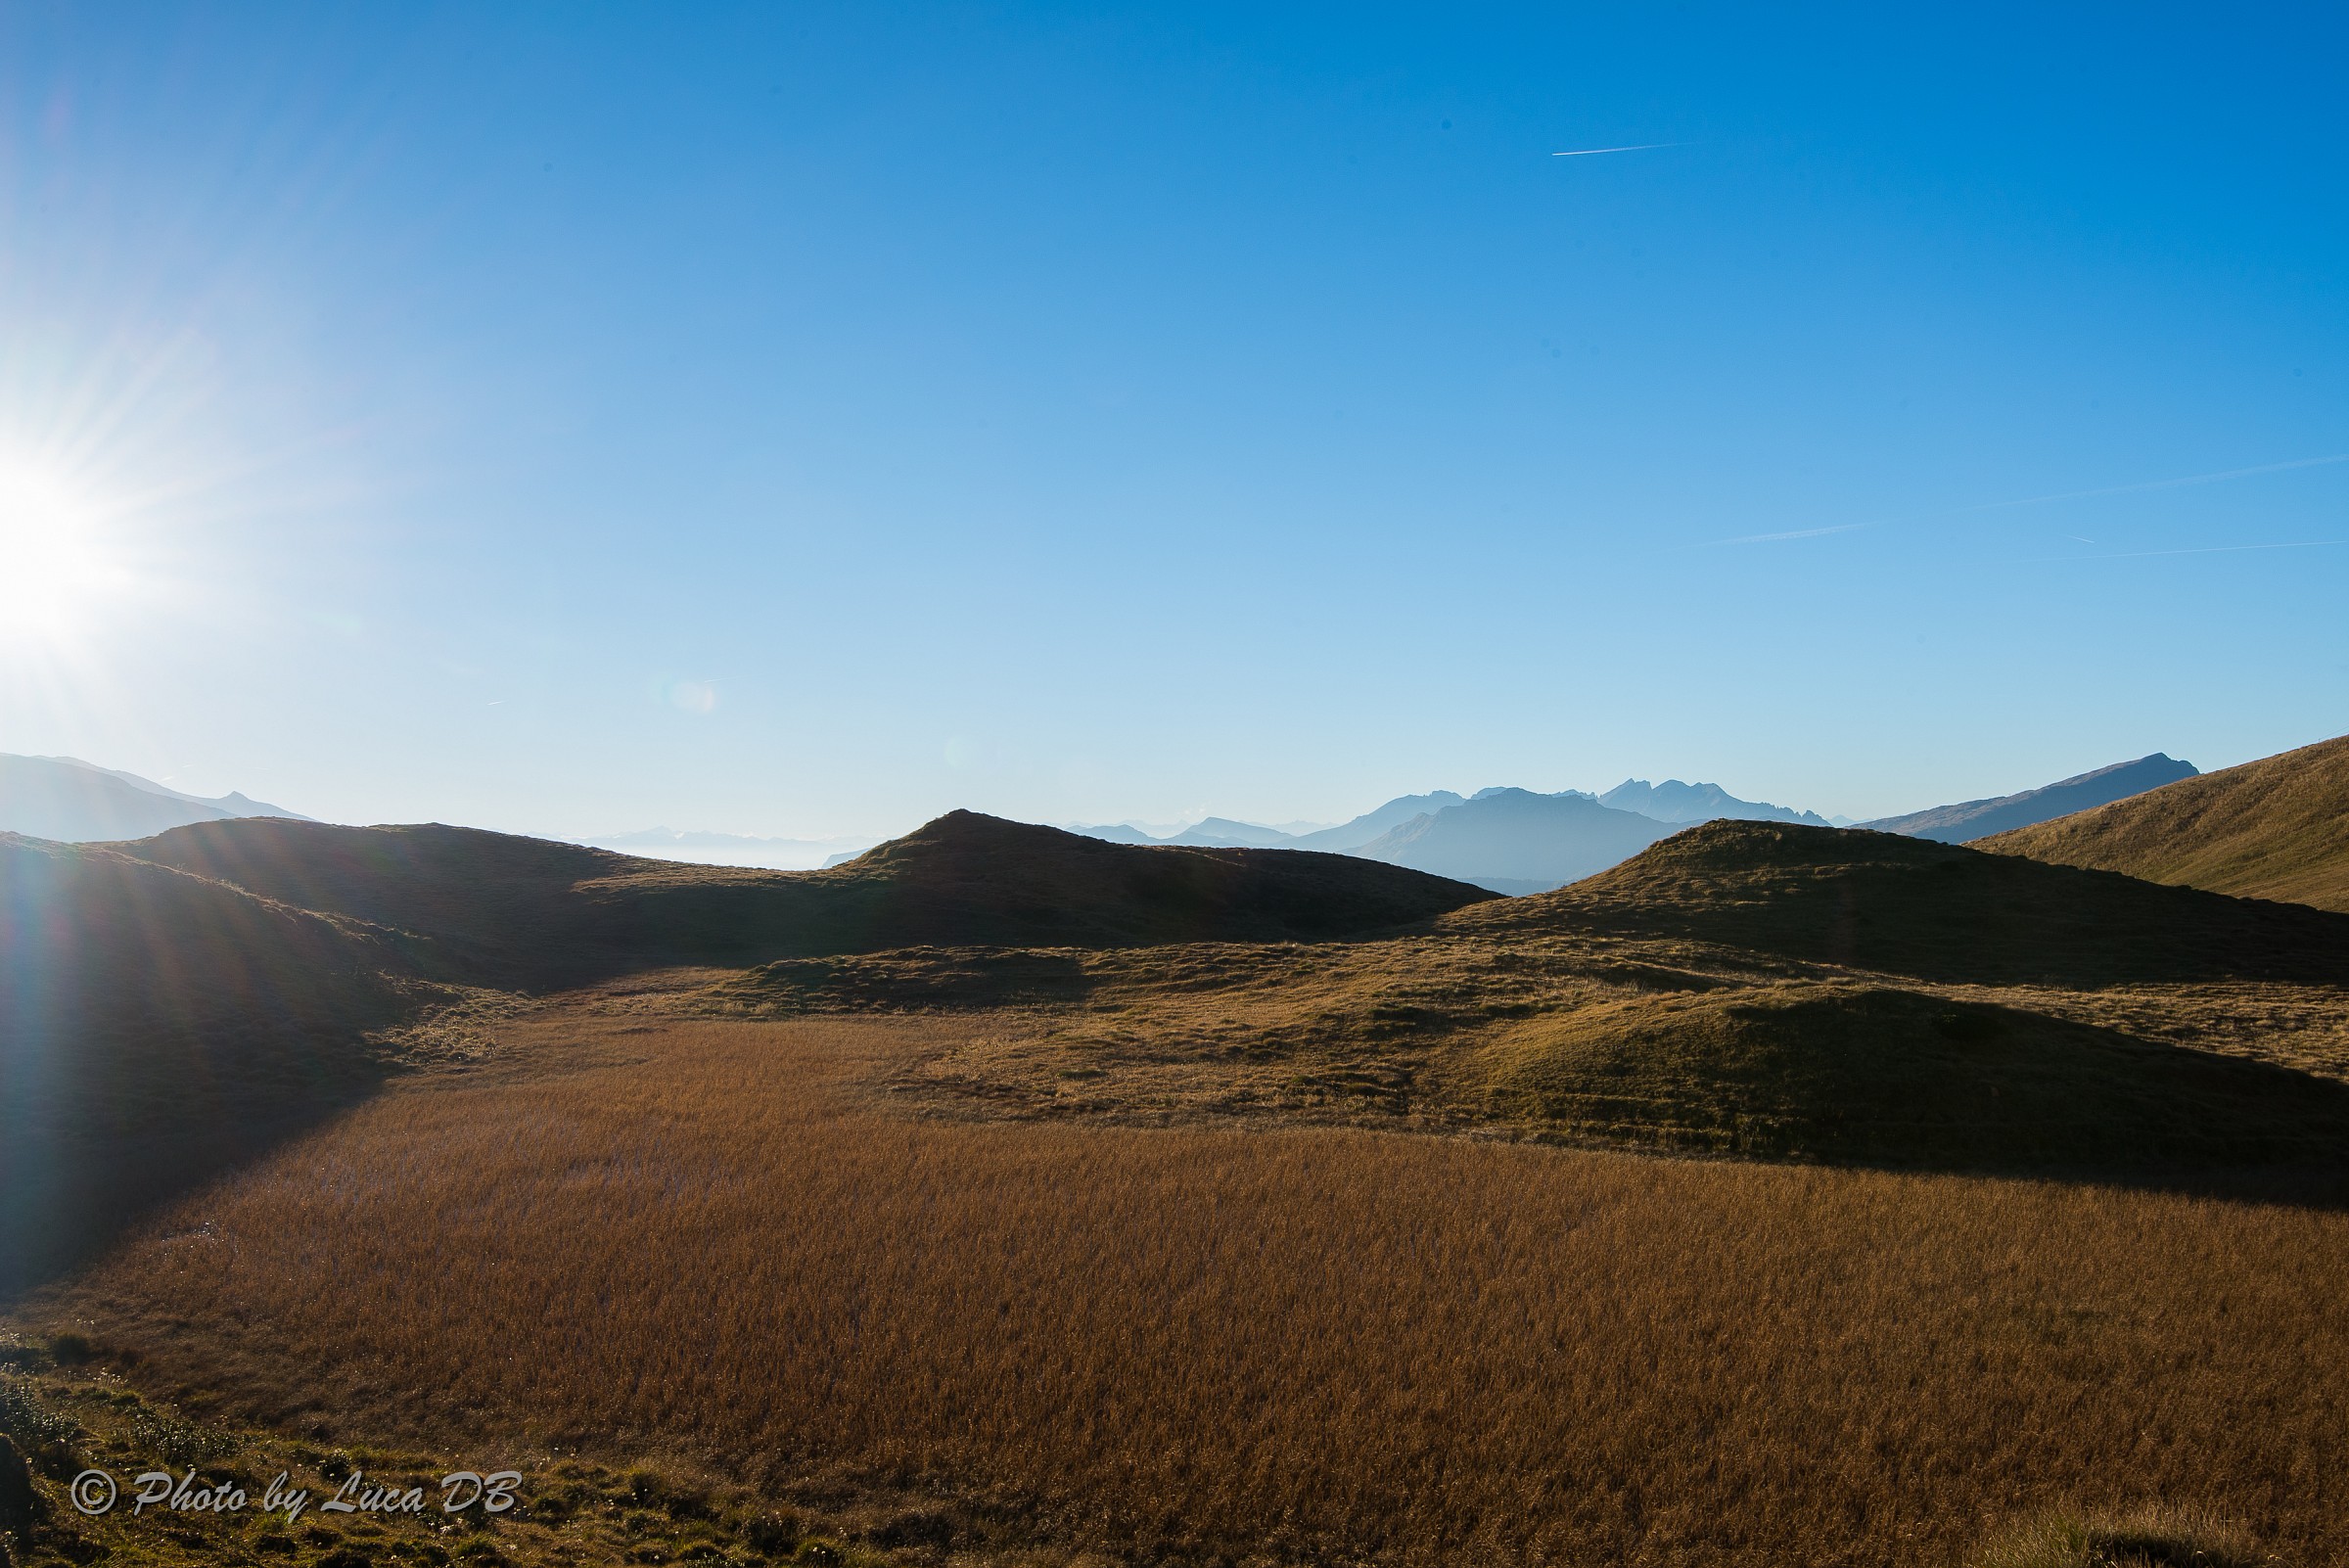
top-left (0, 753), bottom-right (309, 842)
top-left (1289, 792), bottom-right (1472, 852)
top-left (1061, 759), bottom-right (2221, 895)
top-left (1598, 778), bottom-right (1831, 826)
top-left (1351, 789), bottom-right (1679, 893)
top-left (9, 744), bottom-right (2214, 896)
top-left (1069, 779), bottom-right (1838, 893)
top-left (1859, 755), bottom-right (2199, 843)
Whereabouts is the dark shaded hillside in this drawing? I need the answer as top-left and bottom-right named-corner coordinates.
top-left (797, 810), bottom-right (1497, 945)
top-left (1449, 819), bottom-right (2349, 987)
top-left (119, 810), bottom-right (1497, 988)
top-left (0, 834), bottom-right (422, 1296)
top-left (119, 818), bottom-right (643, 985)
top-left (1979, 732), bottom-right (2349, 913)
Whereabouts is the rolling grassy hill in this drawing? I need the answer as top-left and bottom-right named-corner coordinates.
top-left (714, 818), bottom-right (2349, 1185)
top-left (1, 811), bottom-right (1491, 1299)
top-left (1977, 731), bottom-right (2349, 912)
top-left (1456, 817), bottom-right (2349, 986)
top-left (20, 805), bottom-right (2344, 1248)
top-left (116, 810), bottom-right (1497, 989)
top-left (9, 793), bottom-right (2349, 1566)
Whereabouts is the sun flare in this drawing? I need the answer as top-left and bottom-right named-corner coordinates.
top-left (0, 459), bottom-right (129, 644)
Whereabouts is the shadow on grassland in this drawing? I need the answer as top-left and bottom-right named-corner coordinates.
top-left (1478, 983), bottom-right (2349, 1201)
top-left (0, 834), bottom-right (421, 1301)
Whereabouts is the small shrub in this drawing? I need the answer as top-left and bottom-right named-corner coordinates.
top-left (869, 1509), bottom-right (953, 1549)
top-left (0, 1383), bottom-right (75, 1452)
top-left (1, 1433), bottom-right (36, 1545)
top-left (792, 1539), bottom-right (846, 1568)
top-left (1977, 1505), bottom-right (2268, 1568)
top-left (743, 1510), bottom-right (801, 1555)
top-left (44, 1335), bottom-right (94, 1367)
top-left (129, 1408), bottom-right (240, 1467)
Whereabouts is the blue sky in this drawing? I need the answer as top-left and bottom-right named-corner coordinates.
top-left (1, 2), bottom-right (2343, 837)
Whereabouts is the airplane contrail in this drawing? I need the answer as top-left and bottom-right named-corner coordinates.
top-left (2043, 538), bottom-right (2345, 562)
top-left (1707, 450), bottom-right (2349, 548)
top-left (1711, 523), bottom-right (1869, 545)
top-left (1969, 452), bottom-right (2349, 511)
top-left (1551, 142), bottom-right (1682, 158)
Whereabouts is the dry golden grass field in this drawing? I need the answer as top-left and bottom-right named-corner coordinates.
top-left (11, 809), bottom-right (2349, 1567)
top-left (20, 998), bottom-right (2349, 1568)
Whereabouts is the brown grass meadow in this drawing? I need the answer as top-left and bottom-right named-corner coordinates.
top-left (32, 1004), bottom-right (2349, 1568)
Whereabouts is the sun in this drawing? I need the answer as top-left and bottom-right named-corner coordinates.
top-left (0, 459), bottom-right (128, 645)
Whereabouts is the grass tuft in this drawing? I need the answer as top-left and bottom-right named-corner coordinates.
top-left (1977, 1505), bottom-right (2274, 1567)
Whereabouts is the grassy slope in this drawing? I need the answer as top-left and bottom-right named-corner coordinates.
top-left (1976, 731), bottom-right (2349, 912)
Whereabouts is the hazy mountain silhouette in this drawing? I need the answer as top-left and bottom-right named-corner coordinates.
top-left (0, 754), bottom-right (308, 842)
top-left (1065, 822), bottom-right (1163, 845)
top-left (1979, 732), bottom-right (2349, 912)
top-left (1063, 781), bottom-right (1830, 867)
top-left (1287, 792), bottom-right (1470, 852)
top-left (1352, 789), bottom-right (1681, 892)
top-left (1860, 754), bottom-right (2197, 843)
top-left (1157, 816), bottom-right (1300, 849)
top-left (1598, 778), bottom-right (1830, 826)
top-left (1061, 818), bottom-right (1296, 848)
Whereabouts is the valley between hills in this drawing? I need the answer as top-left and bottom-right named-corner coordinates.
top-left (4, 734), bottom-right (2349, 1567)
